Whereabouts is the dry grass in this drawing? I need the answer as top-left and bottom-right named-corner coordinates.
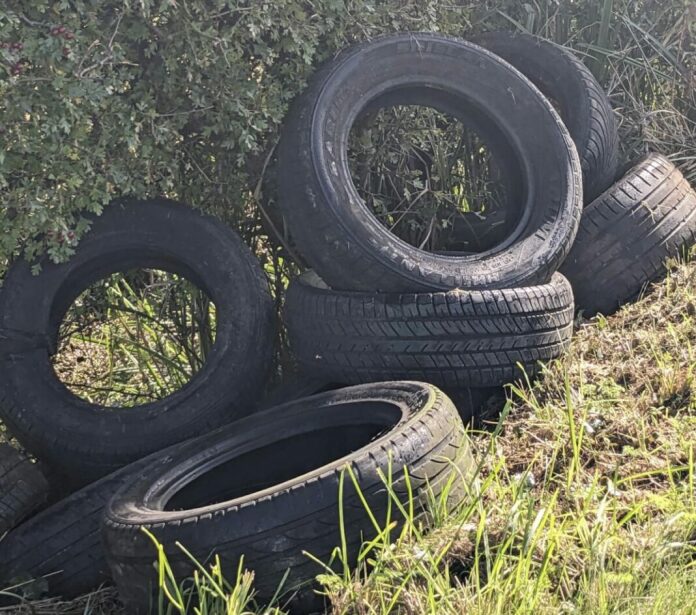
top-left (499, 263), bottom-right (696, 487)
top-left (0, 588), bottom-right (120, 614)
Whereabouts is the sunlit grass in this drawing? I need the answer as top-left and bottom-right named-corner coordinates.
top-left (140, 263), bottom-right (696, 615)
top-left (51, 268), bottom-right (216, 408)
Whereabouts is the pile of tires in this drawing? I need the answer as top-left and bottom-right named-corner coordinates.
top-left (281, 32), bottom-right (696, 402)
top-left (0, 30), bottom-right (695, 615)
top-left (0, 201), bottom-right (475, 611)
top-left (279, 32), bottom-right (584, 400)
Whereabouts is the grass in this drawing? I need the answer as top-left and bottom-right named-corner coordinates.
top-left (51, 268), bottom-right (216, 408)
top-left (4, 259), bottom-right (695, 614)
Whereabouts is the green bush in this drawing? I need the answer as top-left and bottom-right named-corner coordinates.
top-left (0, 0), bottom-right (694, 275)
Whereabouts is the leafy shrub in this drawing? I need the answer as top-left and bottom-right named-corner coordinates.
top-left (0, 0), bottom-right (467, 273)
top-left (0, 0), bottom-right (694, 275)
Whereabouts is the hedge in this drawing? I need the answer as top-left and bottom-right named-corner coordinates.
top-left (0, 0), bottom-right (694, 275)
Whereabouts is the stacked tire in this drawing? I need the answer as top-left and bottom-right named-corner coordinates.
top-left (102, 382), bottom-right (474, 612)
top-left (0, 383), bottom-right (474, 612)
top-left (280, 32), bottom-right (584, 404)
top-left (285, 272), bottom-right (574, 390)
top-left (0, 200), bottom-right (277, 593)
top-left (0, 444), bottom-right (48, 536)
top-left (280, 31), bottom-right (696, 408)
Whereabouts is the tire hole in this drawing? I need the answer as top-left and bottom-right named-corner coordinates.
top-left (164, 403), bottom-right (400, 510)
top-left (348, 104), bottom-right (516, 254)
top-left (51, 268), bottom-right (217, 408)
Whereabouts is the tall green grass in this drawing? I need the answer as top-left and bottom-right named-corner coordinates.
top-left (146, 383), bottom-right (695, 614)
top-left (52, 268), bottom-right (216, 408)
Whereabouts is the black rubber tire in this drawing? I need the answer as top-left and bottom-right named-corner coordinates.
top-left (1, 399), bottom-right (332, 600)
top-left (284, 272), bottom-right (574, 388)
top-left (0, 198), bottom-right (275, 484)
top-left (0, 444), bottom-right (48, 535)
top-left (471, 31), bottom-right (619, 203)
top-left (103, 382), bottom-right (475, 613)
top-left (277, 32), bottom-right (582, 292)
top-left (0, 455), bottom-right (157, 599)
top-left (560, 154), bottom-right (696, 316)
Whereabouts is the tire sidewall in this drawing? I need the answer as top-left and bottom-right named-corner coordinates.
top-left (280, 33), bottom-right (582, 290)
top-left (0, 198), bottom-right (275, 478)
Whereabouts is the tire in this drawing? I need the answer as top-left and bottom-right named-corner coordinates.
top-left (2, 392), bottom-right (350, 601)
top-left (0, 198), bottom-right (275, 484)
top-left (560, 154), bottom-right (696, 316)
top-left (0, 444), bottom-right (48, 535)
top-left (0, 456), bottom-right (153, 599)
top-left (278, 32), bottom-right (582, 292)
top-left (284, 272), bottom-right (574, 388)
top-left (103, 382), bottom-right (475, 613)
top-left (471, 31), bottom-right (618, 202)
